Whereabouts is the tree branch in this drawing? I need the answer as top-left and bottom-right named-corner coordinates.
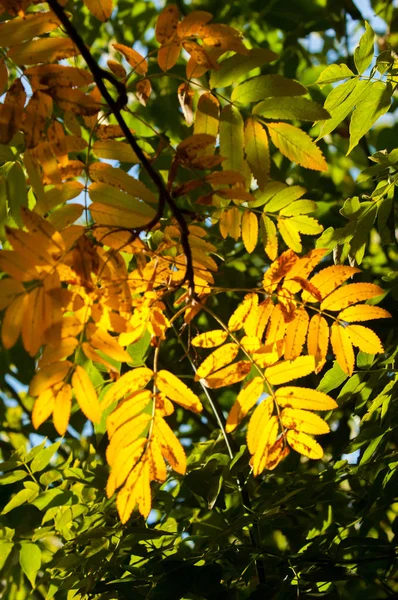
top-left (48, 0), bottom-right (195, 297)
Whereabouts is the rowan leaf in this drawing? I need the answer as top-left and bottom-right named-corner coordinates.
top-left (281, 408), bottom-right (330, 435)
top-left (92, 140), bottom-right (139, 163)
top-left (244, 118), bottom-right (270, 189)
top-left (195, 343), bottom-right (239, 380)
top-left (267, 122), bottom-right (327, 171)
top-left (210, 48), bottom-right (278, 88)
top-left (89, 163), bottom-right (157, 205)
top-left (155, 370), bottom-right (203, 413)
top-left (177, 11), bottom-right (212, 38)
top-left (0, 11), bottom-right (60, 47)
top-left (347, 82), bottom-right (391, 154)
top-left (252, 415), bottom-right (279, 476)
top-left (231, 74), bottom-right (306, 104)
top-left (265, 356), bottom-right (315, 385)
top-left (354, 21), bottom-right (375, 74)
top-left (286, 430), bottom-right (323, 459)
top-left (307, 314), bottom-right (329, 373)
top-left (219, 105), bottom-right (246, 175)
top-left (158, 40), bottom-right (181, 72)
top-left (106, 438), bottom-right (147, 497)
top-left (7, 37), bottom-right (79, 65)
top-left (102, 367), bottom-right (154, 411)
top-left (242, 210), bottom-right (258, 254)
top-left (154, 416), bottom-right (186, 474)
top-left (278, 217), bottom-right (302, 252)
top-left (321, 283), bottom-right (384, 311)
top-left (204, 360), bottom-right (251, 389)
top-left (253, 97), bottom-right (330, 121)
top-left (275, 386), bottom-right (337, 411)
top-left (191, 330), bottom-right (228, 348)
top-left (225, 376), bottom-right (264, 433)
top-left (261, 214), bottom-right (278, 260)
top-left (247, 398), bottom-right (274, 454)
top-left (338, 304), bottom-right (391, 322)
top-left (346, 324), bottom-right (384, 354)
top-left (52, 383), bottom-right (72, 436)
top-left (331, 323), bottom-right (355, 376)
top-left (155, 4), bottom-right (180, 43)
top-left (284, 306), bottom-right (309, 360)
top-left (228, 293), bottom-right (258, 332)
top-left (113, 43), bottom-right (147, 74)
top-left (72, 366), bottom-right (101, 424)
top-left (315, 63), bottom-right (355, 87)
top-left (83, 0), bottom-right (113, 21)
top-left (303, 265), bottom-right (361, 302)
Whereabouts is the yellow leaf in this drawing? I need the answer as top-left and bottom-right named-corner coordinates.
top-left (252, 298), bottom-right (274, 339)
top-left (106, 438), bottom-right (147, 497)
top-left (275, 386), bottom-right (337, 410)
top-left (107, 389), bottom-right (152, 437)
top-left (191, 329), bottom-right (228, 348)
top-left (32, 387), bottom-right (55, 430)
top-left (346, 324), bottom-right (384, 354)
top-left (330, 323), bottom-right (354, 376)
top-left (204, 360), bottom-right (251, 389)
top-left (155, 4), bottom-right (180, 43)
top-left (29, 361), bottom-right (72, 397)
top-left (106, 413), bottom-right (151, 465)
top-left (157, 40), bottom-right (181, 71)
top-left (196, 343), bottom-right (240, 381)
top-left (228, 293), bottom-right (258, 332)
top-left (264, 438), bottom-right (290, 470)
top-left (286, 430), bottom-right (323, 459)
top-left (284, 248), bottom-right (327, 294)
top-left (242, 210), bottom-right (258, 253)
top-left (25, 64), bottom-right (93, 89)
top-left (102, 367), bottom-right (154, 411)
top-left (261, 215), bottom-right (278, 261)
top-left (266, 122), bottom-right (327, 171)
top-left (154, 416), bottom-right (187, 474)
top-left (182, 40), bottom-right (217, 70)
top-left (278, 217), bottom-right (302, 253)
top-left (113, 43), bottom-right (147, 74)
top-left (0, 11), bottom-right (58, 46)
top-left (220, 105), bottom-right (247, 176)
top-left (155, 370), bottom-right (203, 413)
top-left (38, 338), bottom-right (79, 368)
top-left (307, 314), bottom-right (329, 373)
top-left (321, 283), bottom-right (384, 311)
top-left (247, 397), bottom-right (274, 454)
top-left (92, 140), bottom-right (139, 163)
top-left (148, 437), bottom-right (167, 482)
top-left (1, 294), bottom-right (26, 350)
top-left (244, 118), bottom-right (270, 189)
top-left (265, 355), bottom-right (315, 386)
top-left (303, 265), bottom-right (361, 302)
top-left (252, 415), bottom-right (279, 476)
top-left (52, 383), bottom-right (72, 436)
top-left (240, 336), bottom-right (261, 353)
top-left (116, 459), bottom-right (151, 522)
top-left (88, 326), bottom-right (131, 363)
top-left (263, 249), bottom-right (298, 290)
top-left (202, 24), bottom-right (248, 55)
top-left (225, 376), bottom-right (264, 433)
top-left (338, 304), bottom-right (391, 322)
top-left (194, 93), bottom-right (220, 144)
top-left (72, 366), bottom-right (101, 424)
top-left (284, 306), bottom-right (309, 360)
top-left (89, 163), bottom-right (157, 205)
top-left (252, 346), bottom-right (280, 368)
top-left (7, 37), bottom-right (79, 65)
top-left (83, 0), bottom-right (113, 21)
top-left (264, 304), bottom-right (286, 353)
top-left (229, 207), bottom-right (242, 241)
top-left (281, 408), bottom-right (330, 434)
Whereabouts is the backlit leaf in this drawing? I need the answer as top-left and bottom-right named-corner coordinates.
top-left (265, 355), bottom-right (315, 385)
top-left (0, 11), bottom-right (60, 47)
top-left (155, 370), bottom-right (203, 413)
top-left (284, 306), bottom-right (309, 360)
top-left (252, 414), bottom-right (279, 476)
top-left (72, 366), bottom-right (101, 424)
top-left (242, 210), bottom-right (258, 254)
top-left (253, 97), bottom-right (330, 121)
top-left (331, 323), bottom-right (355, 376)
top-left (267, 122), bottom-right (327, 171)
top-left (244, 118), bottom-right (270, 189)
top-left (195, 343), bottom-right (239, 380)
top-left (191, 329), bottom-right (228, 348)
top-left (303, 265), bottom-right (361, 302)
top-left (247, 397), bottom-right (274, 454)
top-left (275, 386), bottom-right (337, 411)
top-left (154, 416), bottom-right (186, 474)
top-left (231, 74), bottom-right (306, 104)
top-left (346, 324), bottom-right (384, 354)
top-left (281, 408), bottom-right (330, 435)
top-left (83, 0), bottom-right (113, 21)
top-left (102, 367), bottom-right (154, 411)
top-left (338, 304), bottom-right (391, 322)
top-left (155, 4), bottom-right (180, 43)
top-left (7, 37), bottom-right (78, 65)
top-left (225, 376), bottom-right (264, 433)
top-left (228, 293), bottom-right (258, 332)
top-left (321, 283), bottom-right (384, 311)
top-left (113, 43), bottom-right (147, 74)
top-left (354, 21), bottom-right (375, 74)
top-left (307, 314), bottom-right (329, 373)
top-left (205, 360), bottom-right (251, 389)
top-left (210, 48), bottom-right (278, 88)
top-left (286, 430), bottom-right (323, 459)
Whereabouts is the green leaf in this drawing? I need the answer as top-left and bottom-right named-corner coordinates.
top-left (31, 442), bottom-right (60, 473)
top-left (19, 542), bottom-right (41, 587)
top-left (253, 97), bottom-right (330, 121)
top-left (318, 361), bottom-right (348, 393)
top-left (315, 63), bottom-right (355, 87)
top-left (231, 74), bottom-right (306, 105)
top-left (219, 105), bottom-right (246, 175)
top-left (210, 48), bottom-right (278, 88)
top-left (244, 118), bottom-right (270, 190)
top-left (317, 79), bottom-right (371, 139)
top-left (354, 21), bottom-right (375, 74)
top-left (0, 470), bottom-right (28, 484)
top-left (279, 200), bottom-right (317, 216)
top-left (2, 487), bottom-right (39, 514)
top-left (347, 82), bottom-right (392, 154)
top-left (264, 185), bottom-right (306, 212)
top-left (6, 162), bottom-right (28, 227)
top-left (349, 204), bottom-right (377, 264)
top-left (278, 218), bottom-right (302, 252)
top-left (267, 122), bottom-right (327, 171)
top-left (288, 215), bottom-right (323, 234)
top-left (0, 541), bottom-right (14, 570)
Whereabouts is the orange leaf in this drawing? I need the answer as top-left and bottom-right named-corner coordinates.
top-left (330, 323), bottom-right (354, 376)
top-left (204, 360), bottom-right (251, 389)
top-left (155, 4), bottom-right (180, 43)
top-left (177, 11), bottom-right (212, 38)
top-left (338, 304), bottom-right (391, 322)
top-left (52, 383), bottom-right (72, 436)
top-left (72, 366), bottom-right (101, 424)
top-left (155, 370), bottom-right (203, 413)
top-left (113, 43), bottom-right (147, 74)
top-left (102, 367), bottom-right (154, 411)
top-left (157, 40), bottom-right (181, 71)
top-left (303, 265), bottom-right (360, 302)
top-left (242, 210), bottom-right (258, 254)
top-left (83, 0), bottom-right (113, 21)
top-left (307, 314), bottom-right (329, 373)
top-left (284, 306), bottom-right (309, 360)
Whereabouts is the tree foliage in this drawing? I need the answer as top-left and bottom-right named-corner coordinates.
top-left (0, 0), bottom-right (397, 598)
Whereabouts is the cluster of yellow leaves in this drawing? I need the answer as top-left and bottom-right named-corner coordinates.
top-left (192, 248), bottom-right (390, 472)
